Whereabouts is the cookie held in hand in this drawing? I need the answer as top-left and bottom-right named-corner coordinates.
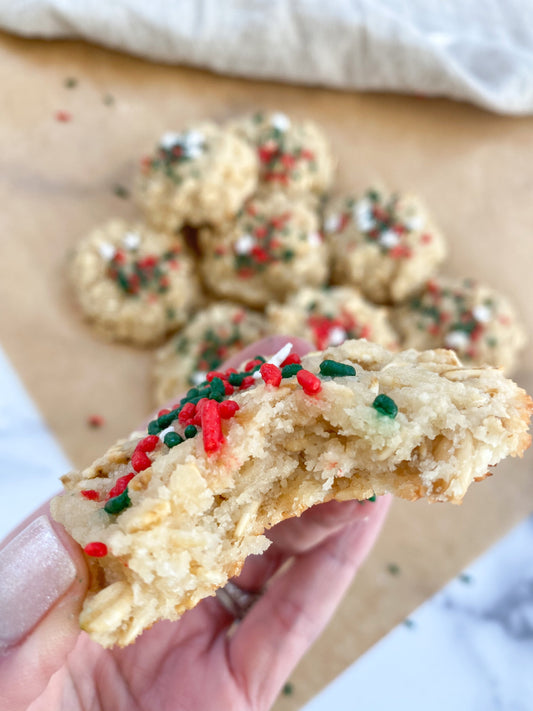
top-left (51, 340), bottom-right (532, 648)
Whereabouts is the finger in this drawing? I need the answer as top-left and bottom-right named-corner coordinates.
top-left (0, 506), bottom-right (88, 711)
top-left (268, 497), bottom-right (387, 555)
top-left (226, 495), bottom-right (390, 709)
top-left (233, 497), bottom-right (389, 591)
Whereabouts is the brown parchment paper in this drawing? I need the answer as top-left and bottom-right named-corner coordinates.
top-left (0, 32), bottom-right (531, 710)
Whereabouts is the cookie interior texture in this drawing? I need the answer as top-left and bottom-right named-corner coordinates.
top-left (50, 340), bottom-right (532, 648)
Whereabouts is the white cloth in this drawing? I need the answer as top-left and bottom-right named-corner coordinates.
top-left (2, 0), bottom-right (533, 114)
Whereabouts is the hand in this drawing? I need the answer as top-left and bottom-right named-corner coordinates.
top-left (0, 337), bottom-right (390, 711)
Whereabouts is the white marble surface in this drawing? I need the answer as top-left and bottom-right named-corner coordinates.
top-left (303, 514), bottom-right (533, 710)
top-left (0, 347), bottom-right (69, 540)
top-left (1, 343), bottom-right (532, 709)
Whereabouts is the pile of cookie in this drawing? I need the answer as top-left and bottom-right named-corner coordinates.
top-left (69, 111), bottom-right (527, 406)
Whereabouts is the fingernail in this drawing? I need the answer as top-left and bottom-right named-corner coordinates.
top-left (0, 515), bottom-right (76, 650)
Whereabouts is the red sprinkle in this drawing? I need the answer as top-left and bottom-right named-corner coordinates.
top-left (131, 449), bottom-right (152, 472)
top-left (245, 358), bottom-right (263, 372)
top-left (84, 542), bottom-right (108, 557)
top-left (87, 414), bottom-right (105, 428)
top-left (178, 402), bottom-right (196, 425)
top-left (206, 371), bottom-right (225, 382)
top-left (201, 399), bottom-right (225, 454)
top-left (107, 473), bottom-right (135, 500)
top-left (297, 369), bottom-right (322, 395)
top-left (158, 408), bottom-right (171, 417)
top-left (224, 382), bottom-right (235, 395)
top-left (55, 110), bottom-right (72, 122)
top-left (260, 363), bottom-right (282, 387)
top-left (239, 375), bottom-right (256, 390)
top-left (137, 435), bottom-right (159, 453)
top-left (81, 489), bottom-right (100, 501)
top-left (219, 400), bottom-right (240, 419)
top-left (280, 353), bottom-right (301, 367)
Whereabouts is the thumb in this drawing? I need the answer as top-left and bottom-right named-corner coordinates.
top-left (0, 504), bottom-right (88, 710)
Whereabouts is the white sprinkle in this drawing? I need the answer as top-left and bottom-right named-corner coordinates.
top-left (234, 233), bottom-right (255, 255)
top-left (307, 231), bottom-right (322, 247)
top-left (328, 327), bottom-right (347, 346)
top-left (324, 214), bottom-right (342, 233)
top-left (159, 131), bottom-right (182, 149)
top-left (122, 231), bottom-right (141, 250)
top-left (379, 230), bottom-right (400, 249)
top-left (185, 145), bottom-right (203, 160)
top-left (270, 112), bottom-right (291, 132)
top-left (472, 304), bottom-right (492, 323)
top-left (97, 242), bottom-right (116, 261)
top-left (405, 214), bottom-right (425, 232)
top-left (184, 130), bottom-right (205, 147)
top-left (158, 425), bottom-right (175, 442)
top-left (354, 199), bottom-right (375, 232)
top-left (445, 331), bottom-right (470, 350)
top-left (252, 342), bottom-right (294, 379)
top-left (191, 370), bottom-right (207, 385)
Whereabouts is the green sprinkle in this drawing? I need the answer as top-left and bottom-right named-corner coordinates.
top-left (209, 377), bottom-right (226, 397)
top-left (184, 425), bottom-right (197, 439)
top-left (164, 431), bottom-right (183, 448)
top-left (281, 363), bottom-right (302, 378)
top-left (228, 372), bottom-right (245, 386)
top-left (147, 419), bottom-right (161, 435)
top-left (64, 77), bottom-right (78, 89)
top-left (459, 573), bottom-right (473, 584)
top-left (253, 355), bottom-right (267, 363)
top-left (113, 184), bottom-right (129, 199)
top-left (319, 359), bottom-right (356, 378)
top-left (103, 93), bottom-right (115, 106)
top-left (387, 563), bottom-right (401, 576)
top-left (157, 411), bottom-right (177, 429)
top-left (282, 682), bottom-right (294, 696)
top-left (367, 494), bottom-right (377, 502)
top-left (185, 387), bottom-right (200, 400)
top-left (372, 394), bottom-right (398, 418)
top-left (104, 488), bottom-right (131, 515)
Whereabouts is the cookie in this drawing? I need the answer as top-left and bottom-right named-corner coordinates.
top-left (392, 276), bottom-right (527, 373)
top-left (324, 187), bottom-right (447, 304)
top-left (199, 191), bottom-right (329, 307)
top-left (69, 219), bottom-right (200, 346)
top-left (227, 111), bottom-right (334, 195)
top-left (267, 286), bottom-right (399, 350)
top-left (153, 302), bottom-right (269, 405)
top-left (51, 340), bottom-right (532, 648)
top-left (136, 123), bottom-right (258, 232)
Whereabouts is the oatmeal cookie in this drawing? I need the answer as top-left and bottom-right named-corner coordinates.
top-left (392, 276), bottom-right (527, 373)
top-left (69, 219), bottom-right (200, 346)
top-left (199, 191), bottom-right (328, 307)
top-left (267, 286), bottom-right (399, 350)
top-left (324, 187), bottom-right (447, 304)
top-left (136, 123), bottom-right (258, 232)
top-left (227, 111), bottom-right (334, 195)
top-left (51, 340), bottom-right (532, 648)
top-left (153, 302), bottom-right (269, 405)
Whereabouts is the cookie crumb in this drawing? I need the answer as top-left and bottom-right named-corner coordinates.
top-left (103, 94), bottom-right (115, 106)
top-left (64, 77), bottom-right (78, 89)
top-left (387, 562), bottom-right (401, 576)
